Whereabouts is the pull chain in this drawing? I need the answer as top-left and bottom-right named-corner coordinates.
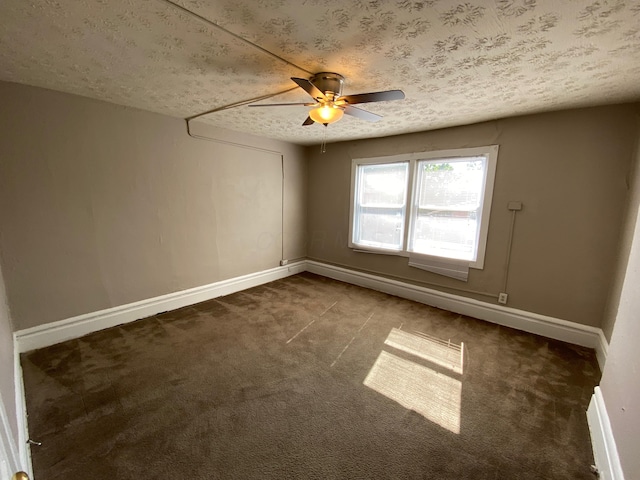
top-left (320, 124), bottom-right (327, 154)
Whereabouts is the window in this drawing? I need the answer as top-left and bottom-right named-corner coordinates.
top-left (352, 162), bottom-right (409, 251)
top-left (349, 146), bottom-right (498, 272)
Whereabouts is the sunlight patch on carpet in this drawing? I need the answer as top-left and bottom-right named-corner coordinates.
top-left (385, 328), bottom-right (464, 374)
top-left (364, 330), bottom-right (463, 434)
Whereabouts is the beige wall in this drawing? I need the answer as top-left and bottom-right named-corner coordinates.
top-left (599, 124), bottom-right (640, 478)
top-left (0, 81), bottom-right (307, 330)
top-left (599, 202), bottom-right (640, 477)
top-left (306, 105), bottom-right (640, 328)
top-left (601, 113), bottom-right (640, 340)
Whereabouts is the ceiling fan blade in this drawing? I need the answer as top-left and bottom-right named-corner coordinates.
top-left (249, 103), bottom-right (316, 107)
top-left (291, 77), bottom-right (327, 101)
top-left (344, 105), bottom-right (382, 122)
top-left (302, 116), bottom-right (314, 126)
top-left (340, 89), bottom-right (405, 105)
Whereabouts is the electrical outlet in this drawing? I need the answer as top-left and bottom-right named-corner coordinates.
top-left (498, 293), bottom-right (508, 304)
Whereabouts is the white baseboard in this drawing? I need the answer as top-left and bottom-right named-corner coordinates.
top-left (15, 259), bottom-right (606, 373)
top-left (587, 387), bottom-right (625, 480)
top-left (306, 261), bottom-right (607, 369)
top-left (15, 262), bottom-right (305, 353)
top-left (596, 330), bottom-right (609, 373)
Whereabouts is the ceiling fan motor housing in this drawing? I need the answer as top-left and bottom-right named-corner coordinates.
top-left (311, 72), bottom-right (344, 100)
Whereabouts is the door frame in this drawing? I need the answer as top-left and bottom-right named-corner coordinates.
top-left (0, 391), bottom-right (21, 479)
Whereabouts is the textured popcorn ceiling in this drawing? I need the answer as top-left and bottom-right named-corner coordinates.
top-left (1, 0), bottom-right (640, 145)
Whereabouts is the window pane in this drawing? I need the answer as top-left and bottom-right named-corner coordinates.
top-left (411, 157), bottom-right (486, 260)
top-left (418, 159), bottom-right (485, 209)
top-left (412, 211), bottom-right (478, 260)
top-left (357, 208), bottom-right (404, 250)
top-left (354, 162), bottom-right (408, 250)
top-left (360, 163), bottom-right (408, 207)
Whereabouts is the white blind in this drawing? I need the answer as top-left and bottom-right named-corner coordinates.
top-left (408, 252), bottom-right (470, 282)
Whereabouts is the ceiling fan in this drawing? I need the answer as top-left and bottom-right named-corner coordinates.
top-left (249, 72), bottom-right (405, 126)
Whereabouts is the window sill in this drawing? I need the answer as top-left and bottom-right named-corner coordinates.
top-left (350, 245), bottom-right (483, 271)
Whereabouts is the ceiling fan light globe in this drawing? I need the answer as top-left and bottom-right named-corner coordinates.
top-left (309, 105), bottom-right (344, 124)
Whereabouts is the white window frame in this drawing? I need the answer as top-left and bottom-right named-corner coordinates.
top-left (349, 145), bottom-right (498, 269)
top-left (350, 159), bottom-right (410, 252)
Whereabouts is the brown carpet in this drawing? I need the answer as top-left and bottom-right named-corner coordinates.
top-left (21, 272), bottom-right (600, 479)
